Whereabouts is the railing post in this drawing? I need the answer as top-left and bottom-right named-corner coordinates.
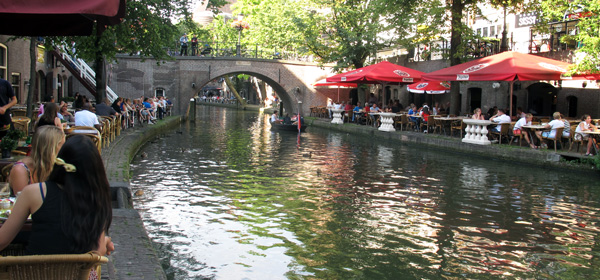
top-left (189, 98), bottom-right (196, 122)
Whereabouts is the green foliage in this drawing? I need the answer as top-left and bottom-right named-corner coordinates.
top-left (0, 136), bottom-right (18, 151)
top-left (532, 0), bottom-right (600, 74)
top-left (5, 129), bottom-right (24, 141)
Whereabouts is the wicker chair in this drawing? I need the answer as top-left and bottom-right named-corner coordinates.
top-left (569, 126), bottom-right (584, 154)
top-left (542, 127), bottom-right (564, 152)
top-left (451, 120), bottom-right (466, 138)
top-left (0, 252), bottom-right (107, 280)
top-left (489, 123), bottom-right (510, 144)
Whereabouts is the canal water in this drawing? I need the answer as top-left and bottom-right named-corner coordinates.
top-left (131, 107), bottom-right (600, 280)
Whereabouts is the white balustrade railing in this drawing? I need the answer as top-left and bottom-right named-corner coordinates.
top-left (331, 108), bottom-right (344, 124)
top-left (378, 113), bottom-right (396, 132)
top-left (462, 119), bottom-right (494, 145)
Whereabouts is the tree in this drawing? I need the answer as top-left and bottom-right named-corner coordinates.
top-left (534, 0), bottom-right (599, 74)
top-left (44, 0), bottom-right (226, 102)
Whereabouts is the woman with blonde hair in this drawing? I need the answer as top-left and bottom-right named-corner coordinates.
top-left (472, 108), bottom-right (485, 120)
top-left (8, 126), bottom-right (65, 196)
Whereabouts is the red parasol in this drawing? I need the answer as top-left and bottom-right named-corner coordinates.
top-left (421, 51), bottom-right (593, 117)
top-left (422, 51), bottom-right (578, 82)
top-left (0, 0), bottom-right (126, 36)
top-left (326, 61), bottom-right (425, 84)
top-left (407, 81), bottom-right (450, 94)
top-left (313, 79), bottom-right (357, 103)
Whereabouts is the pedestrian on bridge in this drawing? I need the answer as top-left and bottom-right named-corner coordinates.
top-left (179, 33), bottom-right (188, 56)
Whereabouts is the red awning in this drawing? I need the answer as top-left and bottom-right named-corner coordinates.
top-left (0, 0), bottom-right (126, 36)
top-left (326, 61), bottom-right (425, 84)
top-left (313, 79), bottom-right (358, 88)
top-left (407, 81), bottom-right (450, 94)
top-left (422, 51), bottom-right (577, 82)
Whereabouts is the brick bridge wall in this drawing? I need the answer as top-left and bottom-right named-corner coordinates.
top-left (109, 56), bottom-right (334, 116)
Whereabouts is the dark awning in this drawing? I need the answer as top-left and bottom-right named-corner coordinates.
top-left (0, 0), bottom-right (126, 36)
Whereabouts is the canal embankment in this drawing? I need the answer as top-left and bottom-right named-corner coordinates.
top-left (101, 116), bottom-right (182, 280)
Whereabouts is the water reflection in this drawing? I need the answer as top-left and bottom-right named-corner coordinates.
top-left (131, 107), bottom-right (600, 280)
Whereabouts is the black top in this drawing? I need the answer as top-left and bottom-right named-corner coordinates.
top-left (0, 79), bottom-right (15, 127)
top-left (26, 181), bottom-right (75, 255)
top-left (35, 117), bottom-right (55, 130)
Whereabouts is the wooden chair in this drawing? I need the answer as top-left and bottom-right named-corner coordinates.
top-left (542, 127), bottom-right (564, 152)
top-left (489, 123), bottom-right (510, 144)
top-left (420, 116), bottom-right (434, 132)
top-left (0, 252), bottom-right (107, 280)
top-left (568, 126), bottom-right (583, 154)
top-left (509, 127), bottom-right (524, 147)
top-left (66, 127), bottom-right (102, 151)
top-left (395, 115), bottom-right (409, 131)
top-left (451, 120), bottom-right (466, 138)
top-left (1, 163), bottom-right (14, 183)
top-left (99, 118), bottom-right (112, 148)
top-left (432, 117), bottom-right (443, 134)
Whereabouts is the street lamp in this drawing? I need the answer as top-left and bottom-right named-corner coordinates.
top-left (231, 13), bottom-right (249, 57)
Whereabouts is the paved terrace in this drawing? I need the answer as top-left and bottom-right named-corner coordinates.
top-left (97, 106), bottom-right (597, 279)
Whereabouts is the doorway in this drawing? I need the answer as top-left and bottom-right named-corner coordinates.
top-left (468, 88), bottom-right (482, 113)
top-left (566, 96), bottom-right (578, 118)
top-left (527, 82), bottom-right (557, 116)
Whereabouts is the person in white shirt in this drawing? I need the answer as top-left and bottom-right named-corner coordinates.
top-left (489, 108), bottom-right (511, 132)
top-left (513, 113), bottom-right (535, 149)
top-left (270, 110), bottom-right (281, 123)
top-left (74, 102), bottom-right (102, 131)
top-left (536, 111), bottom-right (565, 149)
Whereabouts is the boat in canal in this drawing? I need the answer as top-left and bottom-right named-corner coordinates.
top-left (270, 122), bottom-right (307, 132)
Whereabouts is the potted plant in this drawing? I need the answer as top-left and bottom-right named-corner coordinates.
top-left (0, 136), bottom-right (17, 158)
top-left (5, 129), bottom-right (24, 141)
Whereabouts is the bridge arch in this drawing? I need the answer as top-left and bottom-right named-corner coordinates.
top-left (109, 56), bottom-right (333, 117)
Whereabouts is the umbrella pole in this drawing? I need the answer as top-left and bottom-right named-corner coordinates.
top-left (509, 81), bottom-right (514, 118)
top-left (337, 86), bottom-right (340, 103)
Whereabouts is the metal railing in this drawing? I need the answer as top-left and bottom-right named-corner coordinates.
top-left (58, 48), bottom-right (118, 103)
top-left (167, 41), bottom-right (316, 62)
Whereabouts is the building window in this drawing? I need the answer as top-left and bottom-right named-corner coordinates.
top-left (476, 28), bottom-right (482, 36)
top-left (0, 44), bottom-right (7, 80)
top-left (483, 27), bottom-right (488, 37)
top-left (155, 88), bottom-right (165, 97)
top-left (490, 26), bottom-right (496, 37)
top-left (11, 73), bottom-right (20, 101)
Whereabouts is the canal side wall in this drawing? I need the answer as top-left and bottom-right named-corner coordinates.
top-left (101, 116), bottom-right (183, 280)
top-left (307, 118), bottom-right (597, 172)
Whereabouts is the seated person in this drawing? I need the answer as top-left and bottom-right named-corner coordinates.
top-left (74, 102), bottom-right (102, 131)
top-left (283, 114), bottom-right (292, 124)
top-left (489, 108), bottom-right (511, 133)
top-left (408, 105), bottom-right (419, 128)
top-left (536, 111), bottom-right (565, 148)
top-left (513, 113), bottom-right (535, 149)
top-left (575, 114), bottom-right (598, 156)
top-left (270, 110), bottom-right (281, 123)
top-left (561, 114), bottom-right (570, 138)
top-left (472, 108), bottom-right (485, 120)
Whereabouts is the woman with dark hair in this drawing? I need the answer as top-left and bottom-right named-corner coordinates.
top-left (0, 135), bottom-right (114, 256)
top-left (35, 102), bottom-right (64, 132)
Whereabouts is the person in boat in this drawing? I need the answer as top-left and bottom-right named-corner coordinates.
top-left (283, 114), bottom-right (292, 124)
top-left (270, 110), bottom-right (281, 123)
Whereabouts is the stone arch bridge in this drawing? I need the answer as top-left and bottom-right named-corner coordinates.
top-left (110, 55), bottom-right (335, 116)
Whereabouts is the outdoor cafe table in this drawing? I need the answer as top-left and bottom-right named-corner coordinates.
top-left (522, 124), bottom-right (548, 147)
top-left (583, 130), bottom-right (600, 154)
top-left (435, 116), bottom-right (467, 135)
